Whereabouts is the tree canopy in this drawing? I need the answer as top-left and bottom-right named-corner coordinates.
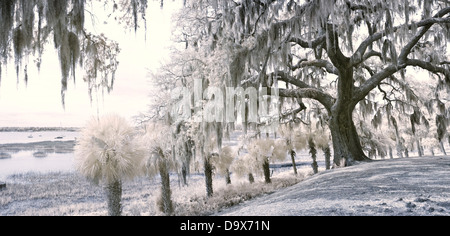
top-left (150, 0), bottom-right (450, 166)
top-left (0, 0), bottom-right (149, 107)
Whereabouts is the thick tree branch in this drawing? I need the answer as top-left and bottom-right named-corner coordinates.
top-left (349, 7), bottom-right (450, 68)
top-left (325, 23), bottom-right (350, 70)
top-left (355, 59), bottom-right (450, 103)
top-left (269, 71), bottom-right (334, 110)
top-left (271, 71), bottom-right (311, 89)
top-left (299, 59), bottom-right (339, 75)
top-left (353, 64), bottom-right (407, 103)
top-left (288, 34), bottom-right (326, 49)
top-left (287, 57), bottom-right (338, 75)
top-left (406, 59), bottom-right (450, 78)
top-left (352, 7), bottom-right (450, 102)
top-left (278, 88), bottom-right (335, 112)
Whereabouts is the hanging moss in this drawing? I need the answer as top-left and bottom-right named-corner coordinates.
top-left (71, 0), bottom-right (85, 34)
top-left (68, 31), bottom-right (80, 82)
top-left (46, 0), bottom-right (68, 48)
top-left (19, 0), bottom-right (34, 50)
top-left (59, 31), bottom-right (71, 108)
top-left (0, 0), bottom-right (16, 61)
top-left (13, 27), bottom-right (24, 77)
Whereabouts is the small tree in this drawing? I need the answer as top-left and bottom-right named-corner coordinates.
top-left (214, 145), bottom-right (237, 185)
top-left (247, 139), bottom-right (274, 184)
top-left (278, 124), bottom-right (299, 175)
top-left (140, 122), bottom-right (175, 215)
top-left (74, 114), bottom-right (145, 216)
top-left (247, 138), bottom-right (288, 184)
top-left (231, 153), bottom-right (258, 184)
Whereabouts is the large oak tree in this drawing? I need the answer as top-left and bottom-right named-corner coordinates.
top-left (175, 0), bottom-right (450, 166)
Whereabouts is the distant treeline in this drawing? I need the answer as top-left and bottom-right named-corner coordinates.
top-left (0, 127), bottom-right (80, 132)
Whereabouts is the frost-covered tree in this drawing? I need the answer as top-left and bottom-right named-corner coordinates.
top-left (74, 114), bottom-right (145, 216)
top-left (173, 0), bottom-right (450, 167)
top-left (231, 153), bottom-right (257, 183)
top-left (214, 145), bottom-right (237, 184)
top-left (278, 123), bottom-right (300, 174)
top-left (0, 0), bottom-right (148, 106)
top-left (174, 122), bottom-right (195, 186)
top-left (140, 122), bottom-right (175, 215)
top-left (246, 138), bottom-right (287, 183)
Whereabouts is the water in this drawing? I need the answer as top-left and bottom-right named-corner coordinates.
top-left (0, 131), bottom-right (79, 181)
top-left (0, 131), bottom-right (78, 144)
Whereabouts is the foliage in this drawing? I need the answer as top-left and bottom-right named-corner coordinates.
top-left (213, 145), bottom-right (236, 176)
top-left (74, 113), bottom-right (145, 185)
top-left (139, 122), bottom-right (174, 177)
top-left (0, 0), bottom-right (148, 106)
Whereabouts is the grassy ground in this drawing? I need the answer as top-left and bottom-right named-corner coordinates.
top-left (0, 170), bottom-right (304, 216)
top-left (218, 156), bottom-right (450, 216)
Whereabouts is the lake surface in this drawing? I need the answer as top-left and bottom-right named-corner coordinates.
top-left (0, 131), bottom-right (78, 144)
top-left (0, 131), bottom-right (79, 181)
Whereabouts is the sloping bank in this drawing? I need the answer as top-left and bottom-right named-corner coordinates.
top-left (217, 157), bottom-right (450, 216)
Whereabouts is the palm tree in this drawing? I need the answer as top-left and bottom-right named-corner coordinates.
top-left (74, 114), bottom-right (145, 216)
top-left (140, 122), bottom-right (175, 215)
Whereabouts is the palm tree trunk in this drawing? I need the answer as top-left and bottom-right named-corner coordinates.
top-left (248, 173), bottom-right (255, 183)
top-left (204, 153), bottom-right (214, 197)
top-left (290, 149), bottom-right (298, 175)
top-left (158, 156), bottom-right (174, 215)
top-left (225, 168), bottom-right (231, 185)
top-left (262, 158), bottom-right (271, 183)
top-left (322, 145), bottom-right (331, 170)
top-left (105, 179), bottom-right (122, 216)
top-left (309, 138), bottom-right (318, 174)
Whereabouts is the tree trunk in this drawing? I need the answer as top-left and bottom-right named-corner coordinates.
top-left (290, 149), bottom-right (298, 175)
top-left (105, 179), bottom-right (122, 216)
top-left (439, 141), bottom-right (447, 155)
top-left (308, 137), bottom-right (319, 174)
top-left (181, 164), bottom-right (188, 186)
top-left (158, 157), bottom-right (174, 215)
top-left (225, 168), bottom-right (231, 185)
top-left (416, 140), bottom-right (424, 157)
top-left (204, 153), bottom-right (214, 197)
top-left (322, 145), bottom-right (331, 170)
top-left (329, 106), bottom-right (371, 167)
top-left (262, 158), bottom-right (271, 184)
top-left (248, 173), bottom-right (255, 183)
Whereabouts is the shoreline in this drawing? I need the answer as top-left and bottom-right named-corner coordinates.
top-left (0, 127), bottom-right (80, 132)
top-left (0, 140), bottom-right (76, 153)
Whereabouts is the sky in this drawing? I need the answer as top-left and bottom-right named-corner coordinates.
top-left (0, 1), bottom-right (182, 127)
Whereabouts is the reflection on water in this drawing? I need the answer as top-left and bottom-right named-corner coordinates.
top-left (33, 151), bottom-right (48, 158)
top-left (0, 152), bottom-right (12, 159)
top-left (0, 131), bottom-right (78, 181)
top-left (0, 150), bottom-right (75, 181)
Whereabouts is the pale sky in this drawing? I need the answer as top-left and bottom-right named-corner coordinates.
top-left (0, 1), bottom-right (181, 127)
